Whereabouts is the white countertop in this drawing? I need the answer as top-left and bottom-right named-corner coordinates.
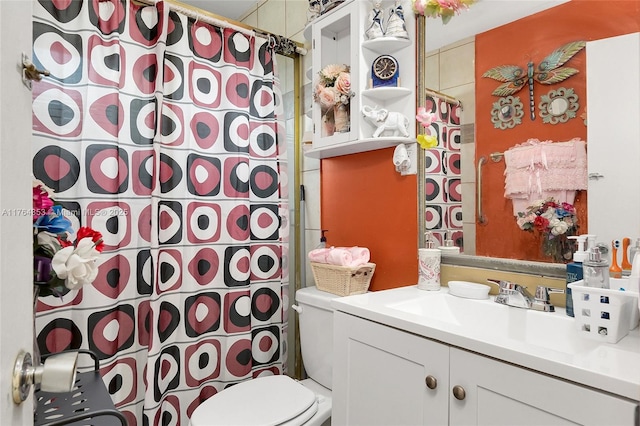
top-left (331, 285), bottom-right (640, 401)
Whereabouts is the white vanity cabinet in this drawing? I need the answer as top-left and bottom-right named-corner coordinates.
top-left (333, 311), bottom-right (639, 426)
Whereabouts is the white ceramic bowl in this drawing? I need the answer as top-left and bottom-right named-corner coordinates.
top-left (447, 281), bottom-right (491, 300)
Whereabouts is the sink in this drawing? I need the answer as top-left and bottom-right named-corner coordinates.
top-left (386, 289), bottom-right (598, 355)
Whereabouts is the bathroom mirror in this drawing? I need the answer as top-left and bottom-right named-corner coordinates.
top-left (418, 0), bottom-right (640, 271)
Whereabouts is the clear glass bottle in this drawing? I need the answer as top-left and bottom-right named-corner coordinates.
top-left (583, 246), bottom-right (610, 289)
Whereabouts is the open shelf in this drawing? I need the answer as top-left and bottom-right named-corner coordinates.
top-left (304, 137), bottom-right (416, 159)
top-left (362, 36), bottom-right (412, 54)
top-left (362, 86), bottom-right (413, 101)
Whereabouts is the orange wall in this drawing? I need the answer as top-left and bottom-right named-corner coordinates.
top-left (321, 148), bottom-right (418, 291)
top-left (475, 0), bottom-right (640, 261)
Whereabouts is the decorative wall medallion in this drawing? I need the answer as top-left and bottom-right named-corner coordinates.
top-left (482, 40), bottom-right (586, 121)
top-left (538, 87), bottom-right (579, 124)
top-left (490, 96), bottom-right (524, 130)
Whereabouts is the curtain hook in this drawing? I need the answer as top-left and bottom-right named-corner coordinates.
top-left (194, 12), bottom-right (200, 25)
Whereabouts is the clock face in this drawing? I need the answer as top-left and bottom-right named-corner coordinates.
top-left (373, 55), bottom-right (398, 80)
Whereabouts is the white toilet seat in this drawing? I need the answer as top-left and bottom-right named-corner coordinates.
top-left (189, 375), bottom-right (318, 426)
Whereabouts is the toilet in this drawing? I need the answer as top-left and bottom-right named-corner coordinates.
top-left (189, 286), bottom-right (337, 426)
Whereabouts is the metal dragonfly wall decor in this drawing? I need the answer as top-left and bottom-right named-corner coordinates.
top-left (482, 40), bottom-right (586, 121)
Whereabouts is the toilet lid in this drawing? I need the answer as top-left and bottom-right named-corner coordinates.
top-left (190, 375), bottom-right (317, 426)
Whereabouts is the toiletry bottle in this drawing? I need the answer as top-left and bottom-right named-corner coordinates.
top-left (418, 232), bottom-right (441, 291)
top-left (584, 246), bottom-right (611, 289)
top-left (438, 233), bottom-right (460, 255)
top-left (621, 237), bottom-right (633, 275)
top-left (629, 238), bottom-right (640, 270)
top-left (609, 239), bottom-right (623, 278)
top-left (566, 235), bottom-right (588, 317)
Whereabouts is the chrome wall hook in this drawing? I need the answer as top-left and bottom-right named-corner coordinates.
top-left (21, 53), bottom-right (50, 90)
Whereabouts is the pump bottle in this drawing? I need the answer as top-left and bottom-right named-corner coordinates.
top-left (566, 235), bottom-right (588, 317)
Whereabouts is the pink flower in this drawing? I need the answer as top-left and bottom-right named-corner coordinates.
top-left (316, 86), bottom-right (339, 109)
top-left (334, 72), bottom-right (351, 95)
top-left (33, 185), bottom-right (54, 220)
top-left (416, 107), bottom-right (436, 127)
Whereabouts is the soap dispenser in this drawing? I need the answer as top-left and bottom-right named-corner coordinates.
top-left (438, 232), bottom-right (460, 255)
top-left (584, 246), bottom-right (611, 289)
top-left (418, 232), bottom-right (441, 291)
top-left (566, 235), bottom-right (588, 317)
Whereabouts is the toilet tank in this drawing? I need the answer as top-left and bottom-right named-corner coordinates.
top-left (295, 286), bottom-right (339, 390)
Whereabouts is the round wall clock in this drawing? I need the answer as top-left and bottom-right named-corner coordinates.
top-left (372, 55), bottom-right (400, 88)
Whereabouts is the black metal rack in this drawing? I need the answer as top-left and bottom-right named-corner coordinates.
top-left (34, 350), bottom-right (128, 426)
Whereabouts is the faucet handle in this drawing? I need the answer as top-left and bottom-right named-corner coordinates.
top-left (532, 286), bottom-right (565, 312)
top-left (487, 279), bottom-right (516, 293)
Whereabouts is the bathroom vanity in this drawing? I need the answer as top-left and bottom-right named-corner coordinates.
top-left (331, 286), bottom-right (640, 425)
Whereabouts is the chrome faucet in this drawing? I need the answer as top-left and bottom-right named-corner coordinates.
top-left (487, 280), bottom-right (564, 311)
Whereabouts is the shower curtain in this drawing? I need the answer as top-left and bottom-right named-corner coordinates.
top-left (32, 1), bottom-right (288, 424)
top-left (423, 94), bottom-right (463, 249)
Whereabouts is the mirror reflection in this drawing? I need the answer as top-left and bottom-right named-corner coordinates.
top-left (420, 0), bottom-right (640, 264)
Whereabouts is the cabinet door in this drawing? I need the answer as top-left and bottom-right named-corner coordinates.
top-left (449, 348), bottom-right (638, 426)
top-left (333, 312), bottom-right (449, 426)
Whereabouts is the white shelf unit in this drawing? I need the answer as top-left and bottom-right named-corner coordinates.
top-left (307, 0), bottom-right (416, 158)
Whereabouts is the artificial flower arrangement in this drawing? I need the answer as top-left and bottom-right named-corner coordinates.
top-left (416, 106), bottom-right (438, 149)
top-left (33, 180), bottom-right (104, 297)
top-left (412, 0), bottom-right (476, 24)
top-left (516, 198), bottom-right (577, 262)
top-left (313, 63), bottom-right (353, 111)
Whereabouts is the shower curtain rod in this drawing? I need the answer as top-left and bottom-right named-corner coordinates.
top-left (425, 88), bottom-right (463, 109)
top-left (133, 0), bottom-right (307, 57)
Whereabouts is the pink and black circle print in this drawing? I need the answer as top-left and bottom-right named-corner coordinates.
top-left (250, 166), bottom-right (279, 198)
top-left (188, 20), bottom-right (223, 62)
top-left (100, 357), bottom-right (137, 406)
top-left (85, 144), bottom-right (129, 194)
top-left (448, 152), bottom-right (461, 175)
top-left (250, 205), bottom-right (280, 240)
top-left (447, 127), bottom-right (462, 151)
top-left (185, 339), bottom-right (222, 386)
top-left (154, 395), bottom-right (181, 425)
top-left (187, 248), bottom-right (220, 285)
top-left (137, 299), bottom-right (152, 347)
top-left (447, 178), bottom-right (462, 202)
top-left (159, 201), bottom-right (183, 245)
top-left (187, 202), bottom-right (221, 243)
top-left (37, 318), bottom-right (82, 356)
top-left (86, 201), bottom-right (132, 250)
top-left (89, 93), bottom-right (124, 138)
top-left (224, 246), bottom-right (251, 287)
top-left (33, 145), bottom-right (80, 192)
top-left (33, 23), bottom-right (83, 84)
top-left (33, 82), bottom-right (83, 137)
top-left (185, 293), bottom-right (221, 337)
top-left (138, 204), bottom-right (153, 243)
top-left (224, 291), bottom-right (251, 333)
top-left (252, 325), bottom-right (280, 366)
top-left (251, 245), bottom-right (282, 280)
top-left (251, 287), bottom-right (280, 322)
top-left (158, 301), bottom-right (181, 343)
top-left (225, 339), bottom-right (252, 378)
top-left (164, 54), bottom-right (184, 100)
top-left (425, 205), bottom-right (443, 230)
top-left (157, 249), bottom-right (183, 293)
top-left (250, 123), bottom-right (277, 157)
top-left (136, 250), bottom-right (153, 295)
top-left (186, 154), bottom-right (222, 196)
top-left (88, 35), bottom-right (124, 87)
top-left (223, 112), bottom-right (250, 152)
top-left (226, 72), bottom-right (251, 108)
top-left (130, 98), bottom-right (157, 145)
top-left (159, 153), bottom-right (183, 193)
top-left (250, 80), bottom-right (275, 118)
top-left (224, 158), bottom-right (250, 198)
top-left (224, 29), bottom-right (254, 69)
top-left (88, 0), bottom-right (126, 35)
top-left (425, 149), bottom-right (443, 174)
top-left (132, 150), bottom-right (156, 195)
top-left (258, 42), bottom-right (274, 75)
top-left (187, 386), bottom-right (218, 420)
top-left (226, 205), bottom-right (251, 241)
top-left (94, 254), bottom-right (131, 299)
top-left (37, 0), bottom-right (82, 23)
top-left (448, 205), bottom-right (463, 229)
top-left (190, 112), bottom-right (220, 150)
top-left (88, 305), bottom-right (135, 360)
top-left (129, 2), bottom-right (163, 46)
top-left (153, 346), bottom-right (181, 400)
top-left (425, 177), bottom-right (446, 203)
top-left (449, 102), bottom-right (462, 125)
top-left (132, 54), bottom-right (158, 95)
top-left (166, 11), bottom-right (184, 46)
top-left (188, 61), bottom-right (222, 108)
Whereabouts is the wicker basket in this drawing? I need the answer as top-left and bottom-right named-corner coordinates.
top-left (310, 262), bottom-right (375, 296)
